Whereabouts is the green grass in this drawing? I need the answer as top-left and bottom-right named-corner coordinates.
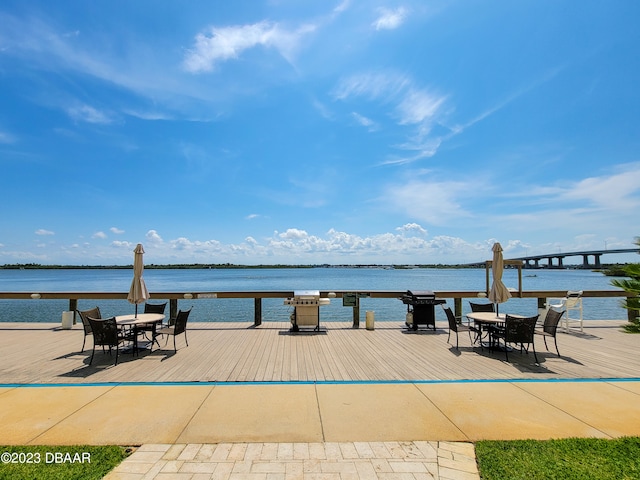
top-left (0, 445), bottom-right (131, 480)
top-left (476, 437), bottom-right (640, 480)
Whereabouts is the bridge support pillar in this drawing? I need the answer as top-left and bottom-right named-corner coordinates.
top-left (594, 254), bottom-right (602, 268)
top-left (557, 256), bottom-right (564, 268)
top-left (534, 259), bottom-right (539, 268)
top-left (547, 257), bottom-right (554, 268)
top-left (582, 255), bottom-right (590, 268)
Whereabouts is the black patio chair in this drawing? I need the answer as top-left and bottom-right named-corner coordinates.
top-left (157, 308), bottom-right (192, 352)
top-left (138, 302), bottom-right (168, 343)
top-left (443, 306), bottom-right (480, 350)
top-left (491, 314), bottom-right (539, 364)
top-left (77, 306), bottom-right (101, 352)
top-left (468, 301), bottom-right (496, 341)
top-left (535, 308), bottom-right (564, 356)
top-left (469, 302), bottom-right (495, 313)
top-left (87, 316), bottom-right (132, 365)
top-left (144, 302), bottom-right (167, 315)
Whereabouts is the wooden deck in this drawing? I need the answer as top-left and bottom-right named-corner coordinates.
top-left (1, 320), bottom-right (638, 385)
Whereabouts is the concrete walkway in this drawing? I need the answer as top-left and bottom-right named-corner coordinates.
top-left (2, 379), bottom-right (640, 479)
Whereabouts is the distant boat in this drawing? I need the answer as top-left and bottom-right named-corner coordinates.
top-left (525, 274), bottom-right (537, 277)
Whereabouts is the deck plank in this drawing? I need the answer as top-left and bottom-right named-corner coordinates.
top-left (0, 320), bottom-right (639, 385)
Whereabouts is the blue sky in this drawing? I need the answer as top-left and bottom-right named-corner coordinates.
top-left (1, 0), bottom-right (639, 265)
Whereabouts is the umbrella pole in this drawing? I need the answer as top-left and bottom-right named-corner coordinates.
top-left (135, 304), bottom-right (138, 318)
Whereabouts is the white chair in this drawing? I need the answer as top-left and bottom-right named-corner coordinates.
top-left (548, 290), bottom-right (583, 332)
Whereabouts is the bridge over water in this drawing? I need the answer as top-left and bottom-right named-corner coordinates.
top-left (509, 248), bottom-right (640, 269)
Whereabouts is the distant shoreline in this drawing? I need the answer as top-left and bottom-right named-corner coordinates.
top-left (0, 263), bottom-right (622, 271)
top-left (0, 263), bottom-right (480, 270)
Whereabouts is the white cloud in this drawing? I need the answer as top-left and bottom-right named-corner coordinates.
top-left (277, 228), bottom-right (309, 240)
top-left (383, 179), bottom-right (472, 225)
top-left (372, 7), bottom-right (408, 31)
top-left (146, 230), bottom-right (163, 243)
top-left (183, 21), bottom-right (316, 73)
top-left (333, 72), bottom-right (410, 101)
top-left (396, 223), bottom-right (428, 236)
top-left (351, 112), bottom-right (377, 130)
top-left (451, 66), bottom-right (566, 137)
top-left (67, 104), bottom-right (112, 124)
top-left (123, 109), bottom-right (173, 121)
top-left (110, 227), bottom-right (125, 234)
top-left (334, 72), bottom-right (448, 163)
top-left (35, 229), bottom-right (54, 236)
top-left (334, 0), bottom-right (351, 14)
top-left (111, 240), bottom-right (133, 249)
top-left (560, 164), bottom-right (640, 210)
top-left (384, 137), bottom-right (443, 165)
top-left (396, 89), bottom-right (446, 125)
top-left (92, 231), bottom-right (107, 239)
top-left (311, 98), bottom-right (334, 120)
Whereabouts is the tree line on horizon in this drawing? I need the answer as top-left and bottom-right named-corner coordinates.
top-left (0, 262), bottom-right (482, 270)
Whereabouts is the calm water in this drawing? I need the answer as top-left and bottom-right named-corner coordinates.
top-left (0, 267), bottom-right (628, 323)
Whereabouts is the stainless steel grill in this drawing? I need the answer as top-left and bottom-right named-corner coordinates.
top-left (284, 290), bottom-right (330, 332)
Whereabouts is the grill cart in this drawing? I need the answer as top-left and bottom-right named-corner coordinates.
top-left (284, 290), bottom-right (330, 332)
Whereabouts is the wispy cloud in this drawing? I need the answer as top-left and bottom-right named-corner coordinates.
top-left (92, 231), bottom-right (107, 239)
top-left (334, 62), bottom-right (565, 167)
top-left (333, 71), bottom-right (410, 101)
top-left (123, 109), bottom-right (173, 121)
top-left (396, 89), bottom-right (446, 125)
top-left (311, 98), bottom-right (334, 120)
top-left (110, 227), bottom-right (125, 234)
top-left (183, 21), bottom-right (316, 73)
top-left (452, 66), bottom-right (565, 136)
top-left (372, 7), bottom-right (408, 30)
top-left (351, 111), bottom-right (377, 130)
top-left (67, 104), bottom-right (113, 124)
top-left (383, 179), bottom-right (472, 225)
top-left (35, 229), bottom-right (55, 236)
top-left (559, 163), bottom-right (640, 210)
top-left (0, 130), bottom-right (17, 144)
top-left (334, 71), bottom-right (448, 163)
top-left (334, 0), bottom-right (351, 14)
top-left (0, 12), bottom-right (222, 116)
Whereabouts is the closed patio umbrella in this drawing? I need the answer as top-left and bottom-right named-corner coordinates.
top-left (127, 243), bottom-right (150, 317)
top-left (488, 242), bottom-right (511, 315)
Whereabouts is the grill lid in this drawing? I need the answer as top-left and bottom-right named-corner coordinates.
top-left (406, 290), bottom-right (435, 299)
top-left (293, 290), bottom-right (320, 299)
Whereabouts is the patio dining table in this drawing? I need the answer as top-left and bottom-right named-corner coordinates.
top-left (116, 313), bottom-right (165, 354)
top-left (466, 311), bottom-right (513, 350)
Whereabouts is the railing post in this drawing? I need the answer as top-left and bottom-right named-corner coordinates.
top-left (454, 298), bottom-right (462, 323)
top-left (170, 299), bottom-right (178, 321)
top-left (254, 298), bottom-right (262, 326)
top-left (69, 298), bottom-right (78, 324)
top-left (353, 297), bottom-right (360, 328)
